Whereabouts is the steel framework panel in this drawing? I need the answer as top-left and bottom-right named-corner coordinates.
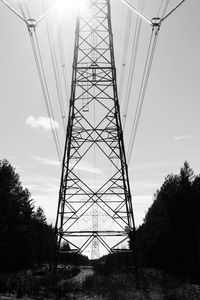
top-left (55, 0), bottom-right (136, 258)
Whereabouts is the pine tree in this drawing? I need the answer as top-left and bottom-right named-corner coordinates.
top-left (135, 162), bottom-right (200, 282)
top-left (0, 159), bottom-right (34, 270)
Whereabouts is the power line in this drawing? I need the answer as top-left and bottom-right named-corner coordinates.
top-left (34, 29), bottom-right (63, 161)
top-left (17, 1), bottom-right (26, 20)
top-left (127, 21), bottom-right (160, 163)
top-left (161, 0), bottom-right (187, 22)
top-left (122, 0), bottom-right (145, 131)
top-left (157, 0), bottom-right (171, 18)
top-left (1, 0), bottom-right (27, 23)
top-left (118, 8), bottom-right (133, 102)
top-left (28, 24), bottom-right (62, 162)
top-left (35, 5), bottom-right (56, 26)
top-left (157, 0), bottom-right (165, 17)
top-left (6, 0), bottom-right (63, 162)
top-left (55, 15), bottom-right (70, 113)
top-left (161, 0), bottom-right (171, 18)
top-left (43, 0), bottom-right (66, 132)
top-left (23, 0), bottom-right (31, 20)
top-left (120, 0), bottom-right (151, 25)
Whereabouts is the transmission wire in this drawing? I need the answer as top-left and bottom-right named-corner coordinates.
top-left (125, 1), bottom-right (170, 161)
top-left (157, 0), bottom-right (171, 18)
top-left (157, 0), bottom-right (165, 17)
top-left (28, 28), bottom-right (62, 162)
top-left (161, 0), bottom-right (187, 22)
top-left (1, 0), bottom-right (27, 23)
top-left (17, 1), bottom-right (26, 19)
top-left (127, 25), bottom-right (160, 163)
top-left (127, 29), bottom-right (154, 162)
top-left (17, 0), bottom-right (62, 161)
top-left (118, 8), bottom-right (132, 102)
top-left (55, 14), bottom-right (70, 113)
top-left (34, 30), bottom-right (62, 160)
top-left (43, 0), bottom-right (66, 132)
top-left (122, 0), bottom-right (145, 130)
top-left (23, 0), bottom-right (31, 20)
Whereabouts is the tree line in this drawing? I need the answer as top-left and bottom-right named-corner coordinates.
top-left (132, 162), bottom-right (200, 283)
top-left (0, 159), bottom-right (89, 272)
top-left (0, 159), bottom-right (55, 271)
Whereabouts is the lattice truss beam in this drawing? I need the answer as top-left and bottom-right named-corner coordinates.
top-left (55, 0), bottom-right (135, 256)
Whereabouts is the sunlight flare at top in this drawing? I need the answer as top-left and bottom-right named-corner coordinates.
top-left (55, 0), bottom-right (88, 15)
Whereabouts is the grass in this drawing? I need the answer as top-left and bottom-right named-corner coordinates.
top-left (0, 267), bottom-right (200, 300)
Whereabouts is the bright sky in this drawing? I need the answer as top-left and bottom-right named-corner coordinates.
top-left (0, 0), bottom-right (200, 230)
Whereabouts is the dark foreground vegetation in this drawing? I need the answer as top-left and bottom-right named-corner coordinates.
top-left (134, 162), bottom-right (200, 283)
top-left (0, 266), bottom-right (200, 299)
top-left (0, 159), bottom-right (200, 299)
top-left (0, 159), bottom-right (54, 271)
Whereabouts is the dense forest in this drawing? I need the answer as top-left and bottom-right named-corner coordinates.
top-left (133, 162), bottom-right (200, 283)
top-left (0, 159), bottom-right (55, 271)
top-left (0, 159), bottom-right (89, 273)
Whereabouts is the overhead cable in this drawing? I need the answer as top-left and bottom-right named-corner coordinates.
top-left (161, 0), bottom-right (187, 22)
top-left (28, 26), bottom-right (62, 162)
top-left (122, 0), bottom-right (145, 130)
top-left (1, 0), bottom-right (27, 23)
top-left (36, 6), bottom-right (56, 25)
top-left (2, 0), bottom-right (62, 162)
top-left (127, 21), bottom-right (160, 163)
top-left (160, 0), bottom-right (171, 19)
top-left (56, 18), bottom-right (70, 108)
top-left (43, 0), bottom-right (66, 132)
top-left (119, 9), bottom-right (133, 101)
top-left (120, 0), bottom-right (151, 25)
top-left (157, 0), bottom-right (165, 17)
top-left (23, 0), bottom-right (31, 20)
top-left (17, 0), bottom-right (31, 21)
top-left (17, 1), bottom-right (26, 20)
top-left (34, 30), bottom-right (62, 161)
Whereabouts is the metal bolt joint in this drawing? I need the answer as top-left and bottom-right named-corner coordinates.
top-left (151, 17), bottom-right (161, 28)
top-left (27, 18), bottom-right (37, 30)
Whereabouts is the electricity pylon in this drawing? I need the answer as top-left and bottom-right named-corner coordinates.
top-left (55, 0), bottom-right (136, 265)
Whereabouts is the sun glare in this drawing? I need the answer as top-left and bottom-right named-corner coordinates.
top-left (55, 0), bottom-right (87, 15)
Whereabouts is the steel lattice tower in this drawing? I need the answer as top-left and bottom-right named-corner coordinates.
top-left (55, 0), bottom-right (136, 260)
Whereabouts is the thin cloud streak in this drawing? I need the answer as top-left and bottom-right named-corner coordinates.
top-left (31, 156), bottom-right (60, 166)
top-left (173, 134), bottom-right (192, 141)
top-left (26, 116), bottom-right (59, 131)
top-left (72, 160), bottom-right (103, 174)
top-left (30, 156), bottom-right (102, 174)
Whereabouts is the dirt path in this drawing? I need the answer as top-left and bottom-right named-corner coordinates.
top-left (69, 266), bottom-right (94, 287)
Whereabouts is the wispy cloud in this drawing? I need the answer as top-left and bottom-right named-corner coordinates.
top-left (30, 156), bottom-right (102, 174)
top-left (71, 160), bottom-right (102, 174)
top-left (26, 116), bottom-right (59, 131)
top-left (23, 174), bottom-right (59, 194)
top-left (31, 156), bottom-right (60, 166)
top-left (173, 134), bottom-right (192, 141)
top-left (23, 174), bottom-right (59, 187)
top-left (31, 156), bottom-right (102, 174)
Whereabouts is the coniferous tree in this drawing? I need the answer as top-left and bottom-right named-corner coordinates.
top-left (0, 159), bottom-right (34, 270)
top-left (31, 206), bottom-right (54, 263)
top-left (134, 162), bottom-right (200, 282)
top-left (0, 160), bottom-right (55, 269)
